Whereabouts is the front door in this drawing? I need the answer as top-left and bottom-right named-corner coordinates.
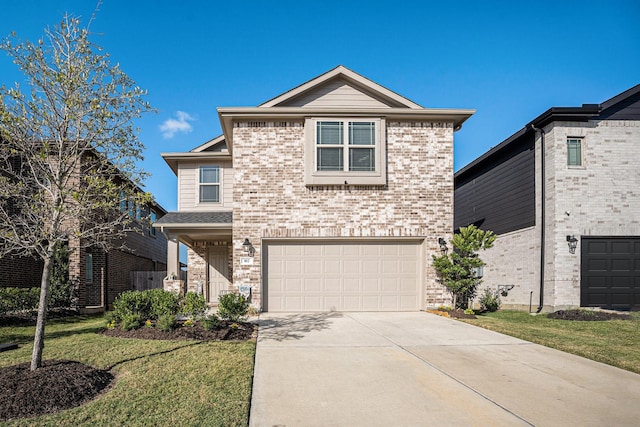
top-left (207, 245), bottom-right (230, 304)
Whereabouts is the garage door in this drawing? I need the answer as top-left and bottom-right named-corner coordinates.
top-left (581, 237), bottom-right (640, 310)
top-left (264, 240), bottom-right (422, 312)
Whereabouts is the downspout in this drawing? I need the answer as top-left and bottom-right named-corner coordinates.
top-left (530, 124), bottom-right (546, 313)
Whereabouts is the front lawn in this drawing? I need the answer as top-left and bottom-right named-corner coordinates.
top-left (0, 315), bottom-right (255, 426)
top-left (461, 310), bottom-right (640, 374)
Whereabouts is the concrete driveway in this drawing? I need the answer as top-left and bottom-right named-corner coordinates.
top-left (249, 312), bottom-right (640, 426)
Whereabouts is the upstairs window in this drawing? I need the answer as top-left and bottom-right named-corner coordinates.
top-left (150, 210), bottom-right (157, 236)
top-left (199, 166), bottom-right (220, 203)
top-left (567, 138), bottom-right (583, 167)
top-left (306, 118), bottom-right (385, 185)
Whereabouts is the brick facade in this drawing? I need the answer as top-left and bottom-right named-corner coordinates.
top-left (231, 120), bottom-right (455, 310)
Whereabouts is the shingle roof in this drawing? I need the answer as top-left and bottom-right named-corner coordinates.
top-left (154, 211), bottom-right (232, 225)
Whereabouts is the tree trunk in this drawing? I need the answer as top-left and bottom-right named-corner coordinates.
top-left (31, 255), bottom-right (53, 371)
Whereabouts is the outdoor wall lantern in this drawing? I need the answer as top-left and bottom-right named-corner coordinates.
top-left (498, 284), bottom-right (515, 297)
top-left (566, 235), bottom-right (578, 254)
top-left (242, 238), bottom-right (255, 257)
top-left (438, 237), bottom-right (448, 255)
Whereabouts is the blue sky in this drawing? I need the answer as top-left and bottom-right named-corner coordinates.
top-left (1, 0), bottom-right (639, 213)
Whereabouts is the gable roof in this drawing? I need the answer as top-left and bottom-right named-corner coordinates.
top-left (217, 66), bottom-right (474, 152)
top-left (455, 83), bottom-right (640, 181)
top-left (259, 65), bottom-right (423, 109)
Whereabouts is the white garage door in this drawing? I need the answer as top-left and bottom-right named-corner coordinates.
top-left (264, 240), bottom-right (422, 312)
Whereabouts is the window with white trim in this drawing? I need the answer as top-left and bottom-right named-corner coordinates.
top-left (199, 166), bottom-right (220, 203)
top-left (567, 138), bottom-right (583, 167)
top-left (305, 118), bottom-right (385, 185)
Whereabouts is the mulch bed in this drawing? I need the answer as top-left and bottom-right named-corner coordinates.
top-left (0, 360), bottom-right (114, 421)
top-left (99, 320), bottom-right (257, 341)
top-left (547, 309), bottom-right (632, 321)
top-left (0, 318), bottom-right (256, 421)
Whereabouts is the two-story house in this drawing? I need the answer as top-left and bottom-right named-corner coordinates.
top-left (455, 83), bottom-right (640, 311)
top-left (155, 66), bottom-right (473, 312)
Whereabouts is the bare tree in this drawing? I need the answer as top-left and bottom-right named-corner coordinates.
top-left (0, 15), bottom-right (154, 370)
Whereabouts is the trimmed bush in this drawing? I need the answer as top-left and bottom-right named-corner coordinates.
top-left (148, 289), bottom-right (180, 318)
top-left (157, 313), bottom-right (177, 331)
top-left (0, 287), bottom-right (40, 314)
top-left (113, 290), bottom-right (153, 321)
top-left (217, 293), bottom-right (249, 322)
top-left (180, 292), bottom-right (207, 319)
top-left (112, 289), bottom-right (182, 322)
top-left (479, 288), bottom-right (501, 313)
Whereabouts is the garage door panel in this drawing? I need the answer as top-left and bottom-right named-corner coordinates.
top-left (611, 241), bottom-right (631, 254)
top-left (304, 278), bottom-right (322, 292)
top-left (266, 241), bottom-right (422, 312)
top-left (582, 237), bottom-right (639, 310)
top-left (304, 260), bottom-right (321, 274)
top-left (284, 278), bottom-right (301, 292)
top-left (285, 260), bottom-right (302, 275)
top-left (343, 277), bottom-right (360, 292)
top-left (401, 295), bottom-right (419, 310)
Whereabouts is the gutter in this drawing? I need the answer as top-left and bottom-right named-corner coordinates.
top-left (530, 124), bottom-right (546, 313)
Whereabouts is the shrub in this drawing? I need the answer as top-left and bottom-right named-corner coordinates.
top-left (120, 313), bottom-right (142, 331)
top-left (148, 289), bottom-right (180, 319)
top-left (113, 290), bottom-right (153, 321)
top-left (113, 289), bottom-right (181, 322)
top-left (217, 293), bottom-right (249, 322)
top-left (48, 278), bottom-right (79, 309)
top-left (203, 313), bottom-right (221, 331)
top-left (180, 292), bottom-right (207, 319)
top-left (0, 287), bottom-right (40, 314)
top-left (479, 288), bottom-right (501, 313)
top-left (157, 313), bottom-right (177, 332)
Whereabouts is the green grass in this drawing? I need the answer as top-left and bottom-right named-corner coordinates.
top-left (0, 315), bottom-right (256, 426)
top-left (461, 310), bottom-right (640, 374)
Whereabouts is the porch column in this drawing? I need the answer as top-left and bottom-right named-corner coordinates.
top-left (167, 239), bottom-right (180, 278)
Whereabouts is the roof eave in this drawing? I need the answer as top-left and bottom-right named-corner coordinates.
top-left (218, 107), bottom-right (475, 143)
top-left (160, 152), bottom-right (233, 175)
top-left (152, 223), bottom-right (232, 229)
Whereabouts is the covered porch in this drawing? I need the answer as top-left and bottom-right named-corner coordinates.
top-left (153, 211), bottom-right (233, 305)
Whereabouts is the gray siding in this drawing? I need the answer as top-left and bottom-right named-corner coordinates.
top-left (454, 133), bottom-right (535, 235)
top-left (599, 91), bottom-right (640, 120)
top-left (282, 80), bottom-right (395, 108)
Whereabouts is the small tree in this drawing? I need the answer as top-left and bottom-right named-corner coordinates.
top-left (0, 15), bottom-right (153, 370)
top-left (432, 225), bottom-right (496, 309)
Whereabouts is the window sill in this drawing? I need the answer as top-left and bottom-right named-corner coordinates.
top-left (305, 172), bottom-right (386, 186)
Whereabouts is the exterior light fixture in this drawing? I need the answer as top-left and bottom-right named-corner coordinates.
top-left (498, 284), bottom-right (515, 297)
top-left (566, 235), bottom-right (578, 254)
top-left (242, 238), bottom-right (255, 257)
top-left (438, 237), bottom-right (448, 255)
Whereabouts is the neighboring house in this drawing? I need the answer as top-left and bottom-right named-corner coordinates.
top-left (155, 65), bottom-right (473, 312)
top-left (0, 155), bottom-right (168, 310)
top-left (455, 84), bottom-right (640, 311)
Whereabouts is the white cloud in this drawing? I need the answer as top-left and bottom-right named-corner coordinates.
top-left (159, 111), bottom-right (195, 139)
